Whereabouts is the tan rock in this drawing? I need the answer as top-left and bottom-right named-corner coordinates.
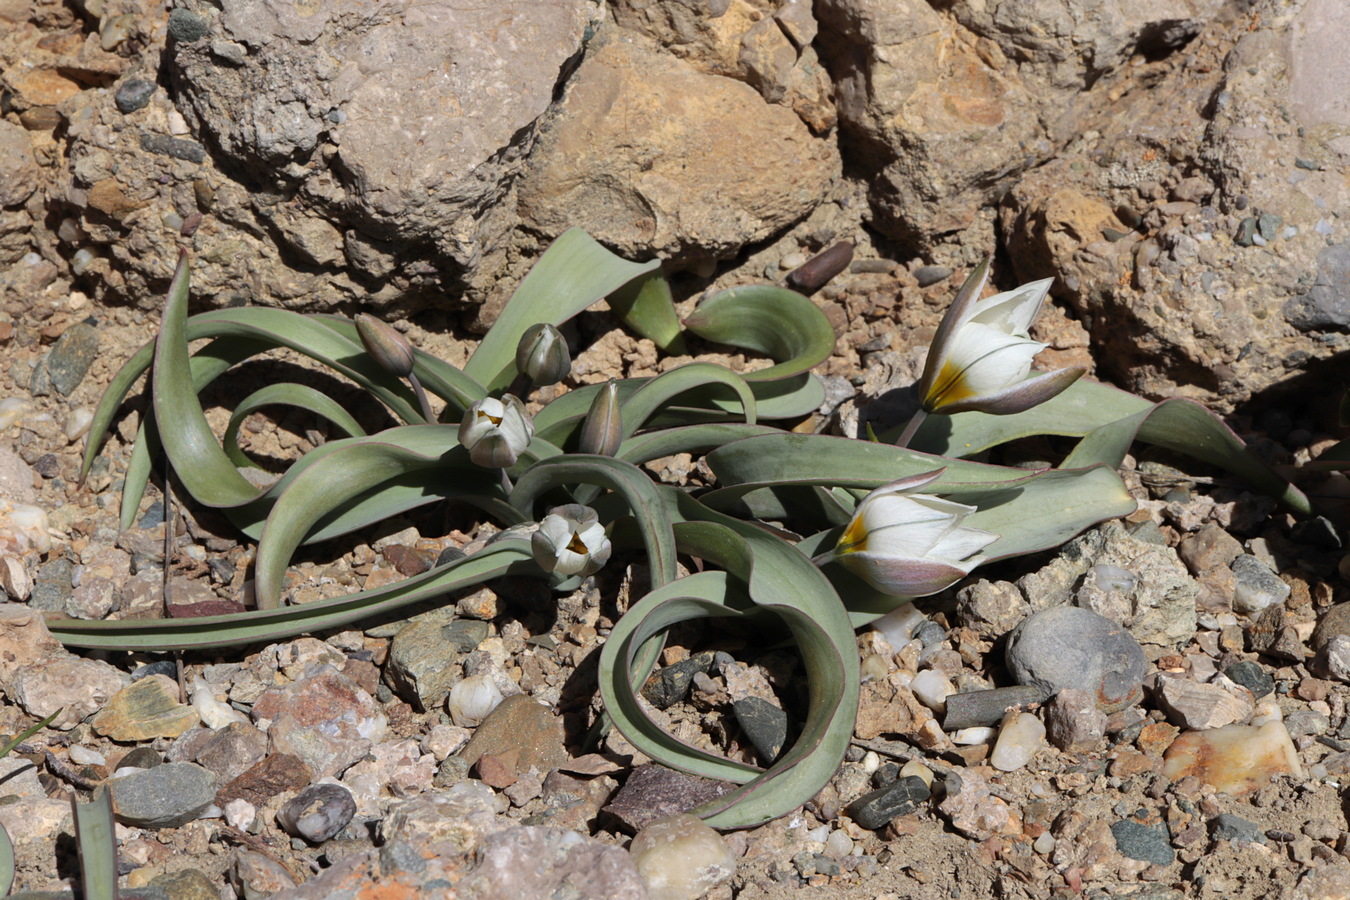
top-left (9, 655), bottom-right (130, 730)
top-left (518, 30), bottom-right (838, 265)
top-left (630, 814), bottom-right (737, 900)
top-left (1156, 674), bottom-right (1255, 731)
top-left (1162, 720), bottom-right (1303, 796)
top-left (93, 674), bottom-right (201, 741)
top-left (0, 603), bottom-right (67, 687)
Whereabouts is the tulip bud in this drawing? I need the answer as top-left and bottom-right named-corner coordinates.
top-left (532, 504), bottom-right (612, 577)
top-left (917, 260), bottom-right (1084, 416)
top-left (578, 380), bottom-right (622, 457)
top-left (515, 323), bottom-right (571, 386)
top-left (831, 470), bottom-right (997, 597)
top-left (458, 394), bottom-right (534, 468)
top-left (354, 313), bottom-right (415, 378)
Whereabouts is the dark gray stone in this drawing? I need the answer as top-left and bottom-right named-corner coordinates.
top-left (1257, 213), bottom-right (1282, 241)
top-left (29, 556), bottom-right (73, 613)
top-left (602, 764), bottom-right (733, 833)
top-left (1285, 243), bottom-right (1350, 330)
top-left (914, 265), bottom-right (953, 287)
top-left (278, 783), bottom-right (357, 843)
top-left (115, 79), bottom-right (158, 114)
top-left (442, 618), bottom-right (489, 654)
top-left (641, 652), bottom-right (714, 710)
top-left (1110, 820), bottom-right (1175, 866)
top-left (1235, 216), bottom-right (1259, 247)
top-left (1004, 606), bottom-right (1147, 713)
top-left (848, 775), bottom-right (930, 829)
top-left (111, 762), bottom-right (217, 828)
top-left (36, 321), bottom-right (99, 397)
top-left (139, 133), bottom-right (206, 164)
top-left (167, 9), bottom-right (209, 42)
top-left (383, 619), bottom-right (460, 711)
top-left (943, 685), bottom-right (1052, 731)
top-left (1291, 516), bottom-right (1341, 550)
top-left (733, 696), bottom-right (788, 763)
top-left (1212, 812), bottom-right (1265, 844)
top-left (1221, 660), bottom-right (1273, 698)
top-left (116, 746), bottom-right (164, 770)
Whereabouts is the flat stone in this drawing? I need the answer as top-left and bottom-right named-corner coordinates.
top-left (9, 655), bottom-right (129, 730)
top-left (1212, 812), bottom-right (1265, 844)
top-left (1231, 554), bottom-right (1290, 615)
top-left (1111, 820), bottom-right (1175, 866)
top-left (252, 664), bottom-right (386, 778)
top-left (1222, 660), bottom-right (1274, 698)
top-left (92, 675), bottom-right (201, 741)
top-left (1005, 606), bottom-right (1147, 713)
top-left (278, 782), bottom-right (357, 844)
top-left (848, 775), bottom-right (930, 830)
top-left (38, 320), bottom-right (99, 397)
top-left (460, 694), bottom-right (566, 776)
top-left (455, 826), bottom-right (646, 900)
top-left (1162, 720), bottom-right (1303, 796)
top-left (111, 762), bottom-right (217, 828)
top-left (217, 753), bottom-right (314, 807)
top-left (383, 618), bottom-right (461, 711)
top-left (194, 722), bottom-right (269, 783)
top-left (629, 814), bottom-right (736, 900)
top-left (914, 265), bottom-right (953, 287)
top-left (380, 782), bottom-right (509, 860)
top-left (1156, 674), bottom-right (1255, 731)
top-left (149, 868), bottom-right (219, 900)
top-left (1176, 524), bottom-right (1243, 574)
top-left (603, 764), bottom-right (734, 834)
top-left (732, 696), bottom-right (788, 763)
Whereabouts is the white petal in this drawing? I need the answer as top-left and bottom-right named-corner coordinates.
top-left (478, 396), bottom-right (506, 419)
top-left (576, 520), bottom-right (608, 553)
top-left (969, 279), bottom-right (1051, 334)
top-left (942, 323), bottom-right (1043, 396)
top-left (857, 497), bottom-right (960, 557)
top-left (499, 414), bottom-right (533, 453)
top-left (930, 525), bottom-right (999, 563)
top-left (537, 515), bottom-right (572, 550)
top-left (554, 548), bottom-right (590, 576)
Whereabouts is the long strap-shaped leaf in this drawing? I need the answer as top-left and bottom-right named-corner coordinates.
top-left (908, 378), bottom-right (1311, 514)
top-left (465, 229), bottom-right (661, 392)
top-left (71, 790), bottom-right (118, 900)
top-left (47, 541), bottom-right (535, 651)
top-left (682, 284), bottom-right (836, 382)
top-left (223, 382), bottom-right (367, 468)
top-left (607, 269), bottom-right (687, 354)
top-left (601, 494), bottom-right (859, 829)
top-left (616, 424), bottom-right (782, 466)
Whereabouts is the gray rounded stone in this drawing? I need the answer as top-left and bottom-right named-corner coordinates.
top-left (1004, 606), bottom-right (1146, 713)
top-left (114, 78), bottom-right (158, 114)
top-left (277, 783), bottom-right (356, 843)
top-left (111, 762), bottom-right (217, 828)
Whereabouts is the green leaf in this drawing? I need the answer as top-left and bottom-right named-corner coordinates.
top-left (622, 363), bottom-right (758, 433)
top-left (0, 823), bottom-right (11, 899)
top-left (71, 790), bottom-right (118, 900)
top-left (153, 251), bottom-right (262, 509)
top-left (465, 229), bottom-right (661, 391)
top-left (48, 541), bottom-right (535, 651)
top-left (616, 423), bottom-right (782, 466)
top-left (682, 284), bottom-right (835, 382)
top-left (607, 269), bottom-right (687, 354)
top-left (223, 382), bottom-right (367, 468)
top-left (600, 493), bottom-right (859, 829)
top-left (908, 379), bottom-right (1311, 514)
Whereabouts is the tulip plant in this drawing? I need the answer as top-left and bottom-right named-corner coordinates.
top-left (63, 229), bottom-right (1308, 830)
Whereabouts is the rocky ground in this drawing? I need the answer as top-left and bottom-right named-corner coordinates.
top-left (4, 0), bottom-right (1350, 898)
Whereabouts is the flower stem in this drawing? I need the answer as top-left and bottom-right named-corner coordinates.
top-left (894, 408), bottom-right (928, 449)
top-left (408, 373), bottom-right (436, 423)
top-left (498, 467), bottom-right (514, 495)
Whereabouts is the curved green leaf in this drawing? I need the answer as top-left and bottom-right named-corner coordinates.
top-left (616, 424), bottom-right (782, 466)
top-left (622, 364), bottom-right (757, 433)
top-left (153, 252), bottom-right (261, 508)
top-left (223, 382), bottom-right (367, 468)
top-left (682, 284), bottom-right (835, 382)
top-left (252, 426), bottom-right (473, 608)
top-left (48, 541), bottom-right (535, 651)
top-left (71, 790), bottom-right (117, 900)
top-left (908, 379), bottom-right (1310, 514)
top-left (0, 823), bottom-right (10, 899)
top-left (608, 269), bottom-right (687, 354)
top-left (465, 229), bottom-right (661, 391)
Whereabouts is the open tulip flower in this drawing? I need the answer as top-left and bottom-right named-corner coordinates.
top-left (458, 394), bottom-right (534, 468)
top-left (532, 504), bottom-right (612, 577)
top-left (826, 469), bottom-right (998, 597)
top-left (915, 257), bottom-right (1086, 419)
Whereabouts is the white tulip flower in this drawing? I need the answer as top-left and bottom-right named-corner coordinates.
top-left (532, 504), bottom-right (612, 577)
top-left (458, 394), bottom-right (533, 468)
top-left (917, 258), bottom-right (1085, 417)
top-left (830, 469), bottom-right (997, 597)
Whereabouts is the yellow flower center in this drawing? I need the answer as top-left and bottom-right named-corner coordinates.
top-left (477, 410), bottom-right (503, 425)
top-left (566, 532), bottom-right (589, 555)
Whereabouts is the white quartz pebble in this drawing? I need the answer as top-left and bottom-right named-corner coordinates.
top-left (630, 814), bottom-right (737, 900)
top-left (909, 669), bottom-right (954, 716)
top-left (990, 712), bottom-right (1046, 772)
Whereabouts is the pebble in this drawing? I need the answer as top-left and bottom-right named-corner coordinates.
top-left (468, 825), bottom-right (648, 900)
top-left (847, 775), bottom-right (930, 829)
top-left (224, 798), bottom-right (257, 832)
top-left (603, 764), bottom-right (734, 834)
top-left (0, 501), bottom-right (51, 555)
top-left (1230, 554), bottom-right (1290, 614)
top-left (217, 753), bottom-right (315, 807)
top-left (194, 721), bottom-right (269, 783)
top-left (941, 684), bottom-right (1049, 731)
top-left (732, 696), bottom-right (787, 763)
top-left (251, 665), bottom-right (387, 777)
top-left (138, 132), bottom-right (207, 163)
top-left (92, 674), bottom-right (201, 741)
top-left (1004, 606), bottom-right (1147, 713)
top-left (111, 762), bottom-right (217, 828)
top-left (32, 320), bottom-right (99, 397)
top-left (384, 618), bottom-right (462, 710)
top-left (1156, 673), bottom-right (1255, 730)
top-left (909, 669), bottom-right (953, 716)
top-left (1222, 659), bottom-right (1274, 697)
top-left (1311, 602), bottom-right (1350, 650)
top-left (914, 265), bottom-right (953, 286)
top-left (1110, 819), bottom-right (1174, 866)
top-left (149, 868), bottom-right (220, 900)
top-left (629, 814), bottom-right (737, 900)
top-left (167, 8), bottom-right (210, 42)
top-left (10, 654), bottom-right (128, 729)
top-left (936, 768), bottom-right (1010, 841)
top-left (448, 674), bottom-right (504, 727)
top-left (278, 782), bottom-right (357, 843)
top-left (1161, 720), bottom-right (1303, 795)
top-left (785, 241), bottom-right (853, 294)
top-left (459, 694), bottom-right (566, 785)
top-left (230, 848), bottom-right (297, 900)
top-left (1315, 634), bottom-right (1350, 683)
top-left (990, 711), bottom-right (1046, 772)
top-left (642, 653), bottom-right (715, 709)
top-left (1044, 688), bottom-right (1107, 751)
top-left (114, 78), bottom-right (157, 113)
top-left (1212, 812), bottom-right (1265, 844)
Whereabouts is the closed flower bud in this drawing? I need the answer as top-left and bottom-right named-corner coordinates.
top-left (918, 259), bottom-right (1085, 416)
top-left (532, 504), bottom-right (612, 577)
top-left (458, 394), bottom-right (533, 468)
top-left (578, 380), bottom-right (622, 457)
top-left (354, 313), bottom-right (415, 378)
top-left (832, 469), bottom-right (997, 597)
top-left (516, 323), bottom-right (571, 386)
